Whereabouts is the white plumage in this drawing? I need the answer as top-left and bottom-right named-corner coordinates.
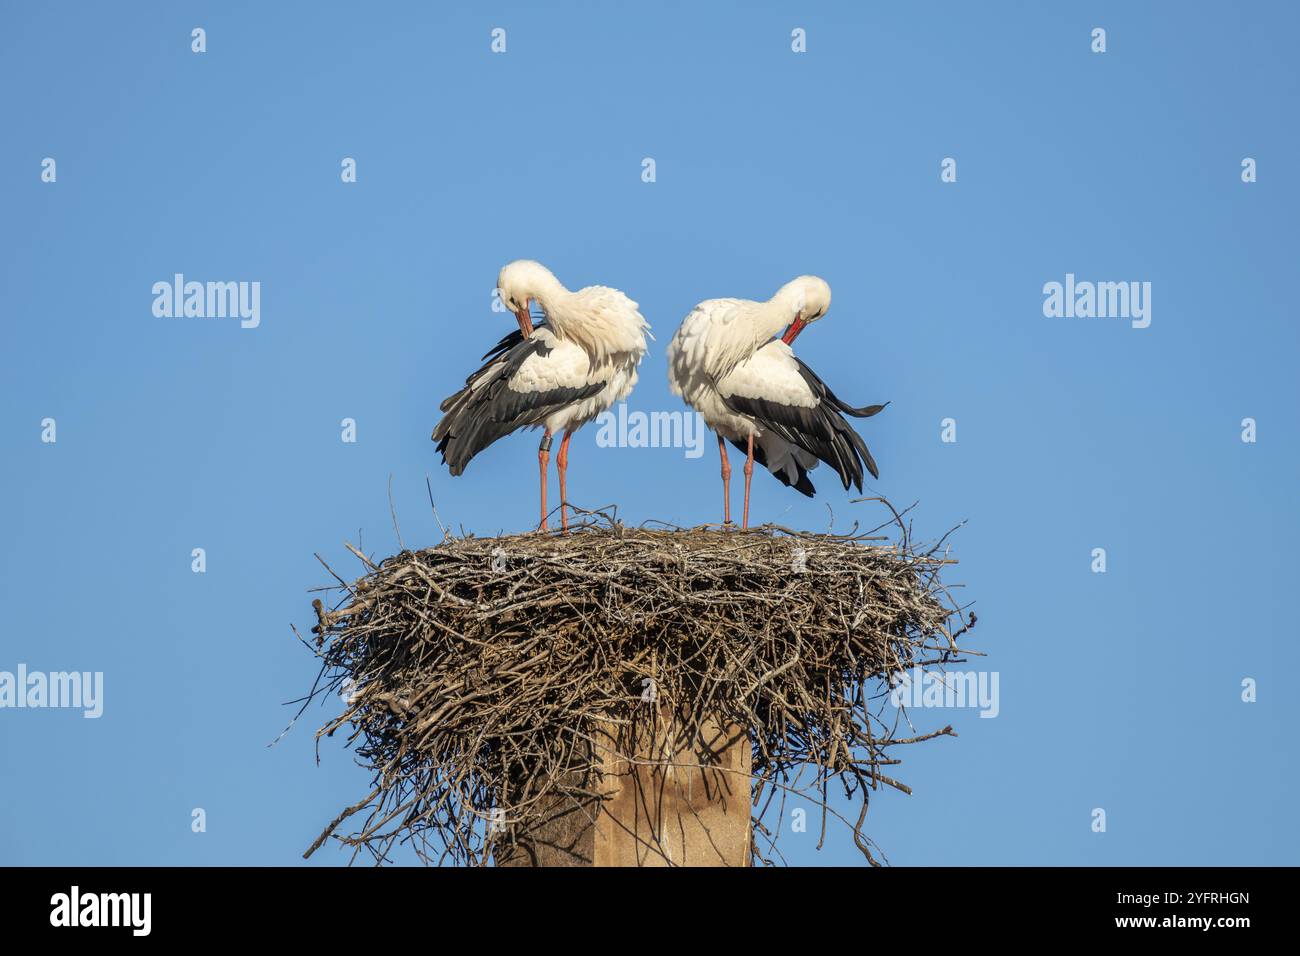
top-left (506, 326), bottom-right (639, 434)
top-left (434, 260), bottom-right (650, 530)
top-left (710, 341), bottom-right (823, 488)
top-left (667, 275), bottom-right (886, 527)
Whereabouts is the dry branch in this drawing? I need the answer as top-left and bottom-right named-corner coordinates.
top-left (299, 503), bottom-right (974, 866)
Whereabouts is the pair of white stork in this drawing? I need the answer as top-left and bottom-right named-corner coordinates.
top-left (433, 260), bottom-right (887, 531)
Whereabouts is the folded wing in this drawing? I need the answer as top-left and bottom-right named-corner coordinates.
top-left (718, 344), bottom-right (887, 494)
top-left (432, 324), bottom-right (605, 476)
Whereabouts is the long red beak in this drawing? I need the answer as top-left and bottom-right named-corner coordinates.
top-left (781, 315), bottom-right (806, 345)
top-left (515, 303), bottom-right (534, 338)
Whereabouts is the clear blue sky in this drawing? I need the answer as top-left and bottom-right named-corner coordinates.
top-left (2, 1), bottom-right (1296, 866)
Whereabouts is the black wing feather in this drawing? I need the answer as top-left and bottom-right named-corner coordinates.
top-left (730, 437), bottom-right (818, 497)
top-left (722, 358), bottom-right (887, 493)
top-left (432, 324), bottom-right (603, 476)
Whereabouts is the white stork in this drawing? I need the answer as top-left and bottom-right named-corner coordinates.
top-left (666, 275), bottom-right (887, 528)
top-left (433, 260), bottom-right (651, 531)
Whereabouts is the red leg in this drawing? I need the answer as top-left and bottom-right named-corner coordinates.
top-left (742, 432), bottom-right (755, 530)
top-left (557, 431), bottom-right (572, 533)
top-left (717, 433), bottom-right (732, 526)
top-left (538, 429), bottom-right (552, 531)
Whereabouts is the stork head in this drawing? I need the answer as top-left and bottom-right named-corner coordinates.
top-left (775, 275), bottom-right (831, 345)
top-left (498, 259), bottom-right (563, 338)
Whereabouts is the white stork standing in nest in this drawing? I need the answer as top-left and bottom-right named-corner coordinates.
top-left (433, 260), bottom-right (651, 531)
top-left (666, 275), bottom-right (887, 529)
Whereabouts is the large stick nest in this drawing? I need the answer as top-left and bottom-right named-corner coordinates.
top-left (297, 501), bottom-right (975, 866)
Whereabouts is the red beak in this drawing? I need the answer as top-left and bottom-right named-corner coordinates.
top-left (515, 303), bottom-right (534, 338)
top-left (781, 315), bottom-right (806, 345)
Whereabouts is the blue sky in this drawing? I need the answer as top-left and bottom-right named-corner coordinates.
top-left (2, 1), bottom-right (1297, 866)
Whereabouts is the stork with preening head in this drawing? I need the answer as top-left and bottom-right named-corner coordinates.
top-left (666, 275), bottom-right (887, 528)
top-left (433, 259), bottom-right (651, 531)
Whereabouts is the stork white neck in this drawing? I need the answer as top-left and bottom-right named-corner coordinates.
top-left (739, 277), bottom-right (830, 345)
top-left (528, 272), bottom-right (569, 310)
top-left (754, 289), bottom-right (806, 342)
top-left (497, 260), bottom-right (649, 368)
top-left (768, 275), bottom-right (830, 344)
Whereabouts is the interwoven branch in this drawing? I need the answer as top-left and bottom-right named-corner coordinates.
top-left (298, 501), bottom-right (974, 866)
